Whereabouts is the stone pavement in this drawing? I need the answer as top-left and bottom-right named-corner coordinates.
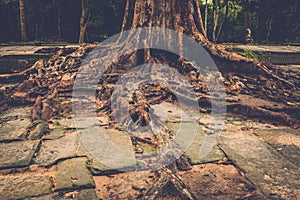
top-left (0, 103), bottom-right (299, 199)
top-left (0, 44), bottom-right (299, 57)
top-left (0, 45), bottom-right (79, 57)
top-left (223, 44), bottom-right (300, 65)
top-left (226, 44), bottom-right (300, 53)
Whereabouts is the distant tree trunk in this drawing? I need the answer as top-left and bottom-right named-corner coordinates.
top-left (244, 11), bottom-right (250, 30)
top-left (215, 0), bottom-right (229, 43)
top-left (34, 0), bottom-right (41, 40)
top-left (243, 0), bottom-right (252, 43)
top-left (212, 0), bottom-right (219, 43)
top-left (266, 17), bottom-right (273, 43)
top-left (57, 0), bottom-right (62, 38)
top-left (79, 0), bottom-right (90, 44)
top-left (204, 0), bottom-right (208, 33)
top-left (19, 0), bottom-right (28, 41)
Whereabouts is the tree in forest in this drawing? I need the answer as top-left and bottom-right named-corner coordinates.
top-left (204, 0), bottom-right (208, 34)
top-left (211, 0), bottom-right (230, 43)
top-left (55, 0), bottom-right (62, 38)
top-left (19, 0), bottom-right (27, 41)
top-left (79, 0), bottom-right (90, 44)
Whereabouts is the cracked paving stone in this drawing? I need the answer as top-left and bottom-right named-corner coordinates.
top-left (0, 175), bottom-right (53, 199)
top-left (55, 157), bottom-right (95, 191)
top-left (77, 189), bottom-right (98, 200)
top-left (153, 102), bottom-right (225, 165)
top-left (151, 102), bottom-right (195, 123)
top-left (28, 121), bottom-right (49, 140)
top-left (219, 130), bottom-right (300, 199)
top-left (0, 140), bottom-right (39, 169)
top-left (77, 127), bottom-right (136, 175)
top-left (166, 122), bottom-right (225, 165)
top-left (55, 116), bottom-right (109, 129)
top-left (33, 133), bottom-right (79, 166)
top-left (0, 106), bottom-right (32, 118)
top-left (0, 107), bottom-right (32, 142)
top-left (253, 128), bottom-right (300, 166)
top-left (76, 142), bottom-right (115, 175)
top-left (42, 127), bottom-right (66, 140)
top-left (0, 117), bottom-right (31, 141)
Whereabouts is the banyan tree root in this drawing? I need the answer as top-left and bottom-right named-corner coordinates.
top-left (0, 44), bottom-right (299, 127)
top-left (144, 167), bottom-right (198, 200)
top-left (0, 45), bottom-right (96, 117)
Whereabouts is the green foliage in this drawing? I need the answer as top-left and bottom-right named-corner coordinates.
top-left (228, 48), bottom-right (259, 59)
top-left (0, 0), bottom-right (299, 43)
top-left (200, 0), bottom-right (300, 43)
top-left (238, 49), bottom-right (259, 59)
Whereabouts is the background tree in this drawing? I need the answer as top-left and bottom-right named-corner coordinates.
top-left (0, 0), bottom-right (299, 43)
top-left (78, 0), bottom-right (90, 44)
top-left (19, 0), bottom-right (27, 41)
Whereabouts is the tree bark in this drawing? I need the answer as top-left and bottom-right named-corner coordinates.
top-left (19, 0), bottom-right (28, 41)
top-left (79, 0), bottom-right (90, 44)
top-left (57, 0), bottom-right (62, 38)
top-left (212, 0), bottom-right (220, 43)
top-left (204, 0), bottom-right (208, 33)
top-left (215, 0), bottom-right (229, 43)
top-left (266, 16), bottom-right (273, 43)
top-left (114, 0), bottom-right (298, 128)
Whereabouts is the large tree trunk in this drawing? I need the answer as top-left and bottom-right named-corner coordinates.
top-left (19, 0), bottom-right (28, 41)
top-left (116, 0), bottom-right (298, 128)
top-left (2, 0), bottom-right (298, 127)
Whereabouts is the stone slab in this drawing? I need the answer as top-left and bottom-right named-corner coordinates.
top-left (0, 45), bottom-right (79, 57)
top-left (253, 128), bottom-right (300, 166)
top-left (55, 116), bottom-right (110, 130)
top-left (0, 107), bottom-right (32, 141)
top-left (0, 117), bottom-right (31, 141)
top-left (28, 121), bottom-right (49, 140)
top-left (77, 127), bottom-right (136, 174)
top-left (0, 175), bottom-right (53, 199)
top-left (166, 122), bottom-right (225, 165)
top-left (33, 133), bottom-right (79, 166)
top-left (228, 44), bottom-right (300, 53)
top-left (0, 106), bottom-right (32, 118)
top-left (55, 157), bottom-right (95, 191)
top-left (76, 142), bottom-right (115, 175)
top-left (219, 131), bottom-right (300, 199)
top-left (0, 140), bottom-right (39, 169)
top-left (77, 189), bottom-right (98, 200)
top-left (42, 127), bottom-right (65, 140)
